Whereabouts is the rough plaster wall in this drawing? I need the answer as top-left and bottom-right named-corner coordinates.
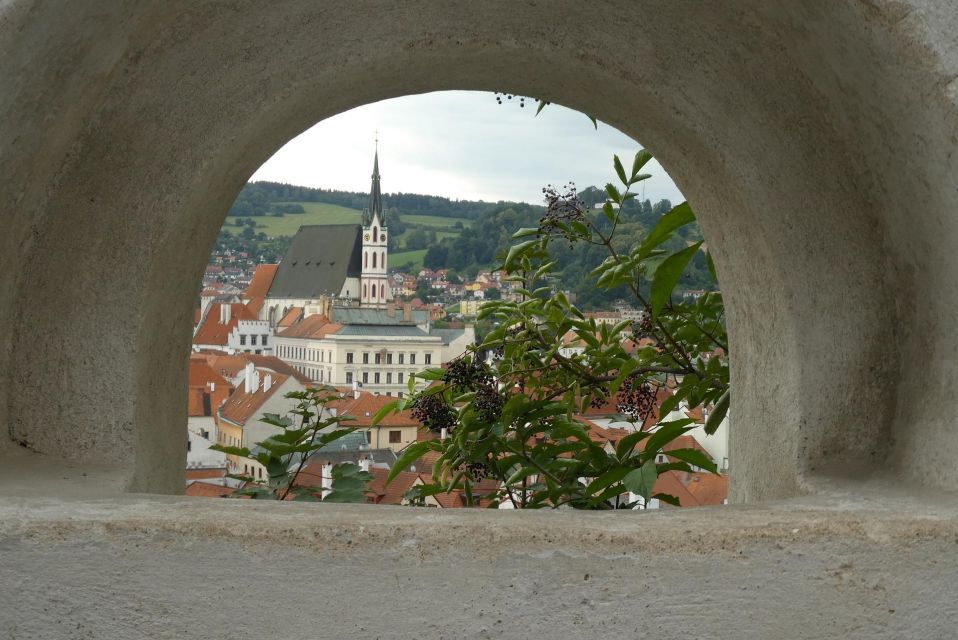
top-left (2, 497), bottom-right (958, 639)
top-left (0, 0), bottom-right (956, 498)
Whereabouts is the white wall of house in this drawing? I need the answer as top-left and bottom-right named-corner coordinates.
top-left (187, 430), bottom-right (227, 469)
top-left (227, 319), bottom-right (273, 355)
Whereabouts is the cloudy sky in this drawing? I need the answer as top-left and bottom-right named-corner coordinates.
top-left (251, 90), bottom-right (683, 206)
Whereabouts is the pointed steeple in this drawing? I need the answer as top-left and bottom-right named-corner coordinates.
top-left (367, 140), bottom-right (384, 226)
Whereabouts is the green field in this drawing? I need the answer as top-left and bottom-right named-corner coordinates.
top-left (224, 202), bottom-right (362, 236)
top-left (401, 213), bottom-right (471, 229)
top-left (389, 249), bottom-right (428, 272)
top-left (222, 202), bottom-right (470, 242)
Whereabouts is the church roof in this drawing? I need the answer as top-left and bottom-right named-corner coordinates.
top-left (267, 225), bottom-right (362, 299)
top-left (363, 149), bottom-right (385, 226)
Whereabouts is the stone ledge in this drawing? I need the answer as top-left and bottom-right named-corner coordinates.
top-left (3, 494), bottom-right (958, 639)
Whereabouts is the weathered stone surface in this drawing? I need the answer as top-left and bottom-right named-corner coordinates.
top-left (2, 494), bottom-right (958, 639)
top-left (3, 1), bottom-right (958, 635)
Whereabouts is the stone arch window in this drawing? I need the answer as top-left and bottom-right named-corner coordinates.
top-left (381, 251), bottom-right (385, 269)
top-left (364, 251), bottom-right (368, 268)
top-left (373, 225), bottom-right (378, 241)
top-left (363, 283), bottom-right (367, 299)
top-left (379, 283), bottom-right (384, 299)
top-left (372, 252), bottom-right (377, 268)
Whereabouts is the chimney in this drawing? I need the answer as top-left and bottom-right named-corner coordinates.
top-left (243, 361), bottom-right (255, 393)
top-left (352, 380), bottom-right (360, 400)
top-left (440, 427), bottom-right (448, 441)
top-left (220, 304), bottom-right (231, 324)
top-left (209, 382), bottom-right (215, 393)
top-left (358, 457), bottom-right (370, 473)
top-left (403, 303), bottom-right (412, 322)
top-left (321, 462), bottom-right (333, 499)
top-left (263, 374), bottom-right (272, 392)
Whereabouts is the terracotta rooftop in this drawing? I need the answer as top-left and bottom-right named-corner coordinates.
top-left (185, 481), bottom-right (236, 498)
top-left (327, 391), bottom-right (420, 428)
top-left (244, 264), bottom-right (278, 300)
top-left (277, 306), bottom-right (303, 328)
top-left (275, 314), bottom-right (343, 340)
top-left (192, 302), bottom-right (258, 347)
top-left (218, 370), bottom-right (291, 426)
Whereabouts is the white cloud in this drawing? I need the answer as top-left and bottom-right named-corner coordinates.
top-left (250, 90), bottom-right (684, 205)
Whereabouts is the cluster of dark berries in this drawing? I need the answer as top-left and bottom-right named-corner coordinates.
top-left (589, 390), bottom-right (609, 409)
top-left (466, 461), bottom-right (490, 482)
top-left (616, 375), bottom-right (657, 422)
top-left (540, 183), bottom-right (587, 244)
top-left (410, 393), bottom-right (457, 434)
top-left (629, 313), bottom-right (656, 342)
top-left (494, 92), bottom-right (528, 108)
top-left (473, 384), bottom-right (505, 423)
top-left (442, 356), bottom-right (493, 391)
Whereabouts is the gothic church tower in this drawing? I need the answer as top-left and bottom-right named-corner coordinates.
top-left (360, 147), bottom-right (389, 307)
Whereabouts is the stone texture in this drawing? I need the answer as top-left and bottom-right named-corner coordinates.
top-left (3, 1), bottom-right (958, 635)
top-left (3, 494), bottom-right (958, 639)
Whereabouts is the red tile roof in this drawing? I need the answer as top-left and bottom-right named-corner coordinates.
top-left (277, 306), bottom-right (303, 328)
top-left (218, 370), bottom-right (291, 426)
top-left (275, 314), bottom-right (342, 339)
top-left (327, 391), bottom-right (420, 428)
top-left (196, 353), bottom-right (312, 386)
top-left (185, 468), bottom-right (228, 480)
top-left (244, 264), bottom-right (278, 300)
top-left (192, 302), bottom-right (258, 347)
top-left (185, 481), bottom-right (236, 498)
top-left (187, 360), bottom-right (233, 416)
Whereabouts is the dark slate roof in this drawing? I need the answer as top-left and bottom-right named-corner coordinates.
top-left (431, 328), bottom-right (466, 345)
top-left (267, 225), bottom-right (362, 299)
top-left (330, 307), bottom-right (430, 326)
top-left (336, 324), bottom-right (432, 337)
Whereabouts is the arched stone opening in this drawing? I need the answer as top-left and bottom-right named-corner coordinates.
top-left (2, 2), bottom-right (957, 501)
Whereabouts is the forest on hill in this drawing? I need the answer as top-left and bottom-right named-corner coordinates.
top-left (219, 181), bottom-right (716, 308)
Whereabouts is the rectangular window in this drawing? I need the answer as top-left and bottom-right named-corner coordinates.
top-left (387, 353), bottom-right (393, 365)
top-left (398, 392), bottom-right (404, 399)
top-left (363, 352), bottom-right (369, 364)
top-left (251, 334), bottom-right (257, 346)
top-left (398, 372), bottom-right (404, 384)
top-left (399, 353), bottom-right (405, 365)
top-left (346, 372), bottom-right (353, 384)
top-left (320, 350), bottom-right (323, 363)
top-left (374, 372), bottom-right (381, 384)
top-left (346, 352), bottom-right (354, 364)
top-left (362, 372), bottom-right (368, 384)
top-left (410, 354), bottom-right (416, 365)
top-left (425, 353), bottom-right (432, 365)
top-left (328, 351), bottom-right (332, 363)
top-left (386, 373), bottom-right (392, 384)
top-left (240, 335), bottom-right (247, 346)
top-left (375, 353), bottom-right (381, 365)
top-left (262, 334), bottom-right (268, 345)
top-left (389, 430), bottom-right (402, 444)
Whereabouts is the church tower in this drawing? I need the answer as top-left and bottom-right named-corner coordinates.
top-left (360, 146), bottom-right (389, 307)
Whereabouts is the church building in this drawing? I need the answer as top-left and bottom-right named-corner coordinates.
top-left (261, 149), bottom-right (390, 325)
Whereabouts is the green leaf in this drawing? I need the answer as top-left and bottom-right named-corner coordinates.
top-left (614, 429), bottom-right (652, 460)
top-left (209, 444), bottom-right (251, 458)
top-left (650, 241), bottom-right (702, 318)
top-left (663, 448), bottom-right (718, 474)
top-left (642, 419), bottom-right (695, 462)
top-left (652, 492), bottom-right (681, 507)
top-left (605, 183), bottom-right (621, 204)
top-left (387, 442), bottom-right (431, 483)
top-left (623, 459), bottom-right (659, 500)
top-left (370, 400), bottom-right (400, 426)
top-left (640, 201), bottom-right (696, 255)
top-left (535, 99), bottom-right (549, 116)
top-left (503, 240), bottom-right (538, 271)
top-left (512, 227), bottom-right (540, 239)
top-left (705, 389), bottom-right (729, 436)
top-left (613, 155), bottom-right (628, 186)
top-left (631, 150), bottom-right (654, 181)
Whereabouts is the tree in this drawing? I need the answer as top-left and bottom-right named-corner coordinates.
top-left (376, 151), bottom-right (728, 509)
top-left (423, 244), bottom-right (449, 269)
top-left (484, 287), bottom-right (501, 300)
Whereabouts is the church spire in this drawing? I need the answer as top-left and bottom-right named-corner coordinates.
top-left (366, 138), bottom-right (384, 226)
